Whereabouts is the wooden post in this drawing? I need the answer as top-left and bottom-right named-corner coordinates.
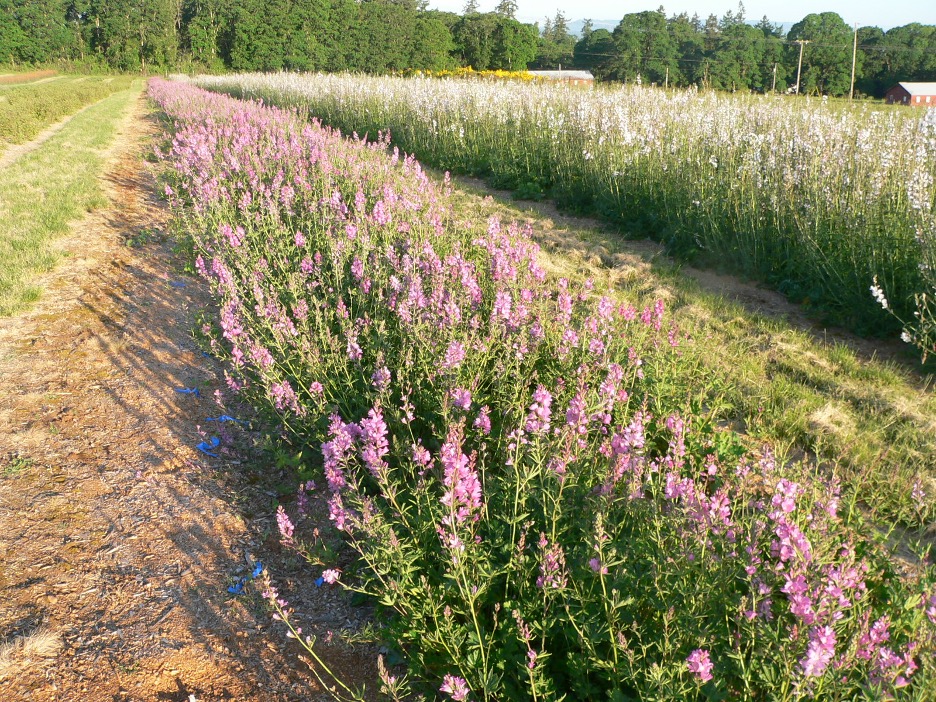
top-left (849, 23), bottom-right (858, 100)
top-left (794, 39), bottom-right (809, 95)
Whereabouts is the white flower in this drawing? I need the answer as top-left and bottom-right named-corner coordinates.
top-left (869, 278), bottom-right (889, 310)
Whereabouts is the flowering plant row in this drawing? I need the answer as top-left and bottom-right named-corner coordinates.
top-left (149, 78), bottom-right (936, 701)
top-left (191, 72), bottom-right (936, 359)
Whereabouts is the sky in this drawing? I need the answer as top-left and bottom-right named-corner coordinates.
top-left (427, 0), bottom-right (936, 30)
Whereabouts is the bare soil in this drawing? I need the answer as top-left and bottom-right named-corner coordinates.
top-left (0, 94), bottom-right (375, 701)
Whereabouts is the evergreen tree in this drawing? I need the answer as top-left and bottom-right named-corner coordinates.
top-left (534, 10), bottom-right (575, 69)
top-left (491, 15), bottom-right (537, 70)
top-left (787, 12), bottom-right (854, 95)
top-left (607, 9), bottom-right (679, 85)
top-left (668, 11), bottom-right (703, 85)
top-left (574, 27), bottom-right (613, 75)
top-left (494, 0), bottom-right (516, 19)
top-left (452, 11), bottom-right (496, 70)
top-left (411, 13), bottom-right (455, 70)
top-left (709, 22), bottom-right (764, 91)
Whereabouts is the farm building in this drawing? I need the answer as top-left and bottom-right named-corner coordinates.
top-left (885, 82), bottom-right (936, 106)
top-left (528, 70), bottom-right (594, 86)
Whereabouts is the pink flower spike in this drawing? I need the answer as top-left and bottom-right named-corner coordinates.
top-left (440, 674), bottom-right (470, 701)
top-left (321, 569), bottom-right (341, 584)
top-left (588, 557), bottom-right (608, 575)
top-left (686, 649), bottom-right (714, 683)
top-left (451, 388), bottom-right (472, 411)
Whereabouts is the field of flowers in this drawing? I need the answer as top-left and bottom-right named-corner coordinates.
top-left (191, 72), bottom-right (936, 358)
top-left (149, 78), bottom-right (936, 701)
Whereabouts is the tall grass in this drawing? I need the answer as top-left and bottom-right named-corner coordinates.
top-left (191, 73), bottom-right (936, 353)
top-left (0, 82), bottom-right (141, 315)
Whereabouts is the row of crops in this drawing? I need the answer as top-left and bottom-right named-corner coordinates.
top-left (192, 73), bottom-right (936, 357)
top-left (149, 78), bottom-right (936, 700)
top-left (0, 75), bottom-right (134, 146)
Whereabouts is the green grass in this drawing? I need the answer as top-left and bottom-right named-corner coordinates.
top-left (0, 81), bottom-right (142, 316)
top-left (452, 181), bottom-right (936, 528)
top-left (1, 456), bottom-right (33, 478)
top-left (0, 75), bottom-right (133, 145)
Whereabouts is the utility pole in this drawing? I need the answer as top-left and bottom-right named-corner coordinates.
top-left (849, 23), bottom-right (858, 100)
top-left (665, 66), bottom-right (669, 89)
top-left (794, 39), bottom-right (809, 95)
top-left (772, 62), bottom-right (777, 92)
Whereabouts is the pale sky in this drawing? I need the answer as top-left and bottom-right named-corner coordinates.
top-left (428, 0), bottom-right (936, 30)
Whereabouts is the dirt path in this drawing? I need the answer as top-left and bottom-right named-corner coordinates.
top-left (0, 93), bottom-right (374, 701)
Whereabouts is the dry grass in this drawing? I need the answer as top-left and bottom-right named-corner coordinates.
top-left (0, 70), bottom-right (56, 86)
top-left (0, 627), bottom-right (63, 680)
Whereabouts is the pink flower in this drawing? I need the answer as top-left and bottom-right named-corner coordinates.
top-left (686, 649), bottom-right (713, 683)
top-left (371, 366), bottom-right (391, 390)
top-left (588, 557), bottom-right (608, 575)
top-left (440, 674), bottom-right (470, 701)
top-left (473, 406), bottom-right (492, 435)
top-left (276, 505), bottom-right (294, 544)
top-left (442, 341), bottom-right (466, 370)
top-left (321, 569), bottom-right (341, 584)
top-left (536, 535), bottom-right (568, 589)
top-left (451, 388), bottom-right (472, 411)
top-left (800, 625), bottom-right (836, 678)
top-left (440, 427), bottom-right (482, 522)
top-left (525, 385), bottom-right (552, 434)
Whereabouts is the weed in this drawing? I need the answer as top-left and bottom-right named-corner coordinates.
top-left (1, 456), bottom-right (33, 478)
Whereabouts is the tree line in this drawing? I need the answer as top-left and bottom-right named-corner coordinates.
top-left (572, 7), bottom-right (936, 96)
top-left (0, 0), bottom-right (933, 97)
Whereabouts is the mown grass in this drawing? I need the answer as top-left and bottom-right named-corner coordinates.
top-left (0, 75), bottom-right (133, 146)
top-left (452, 182), bottom-right (936, 530)
top-left (0, 81), bottom-right (142, 316)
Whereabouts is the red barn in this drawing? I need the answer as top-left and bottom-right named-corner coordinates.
top-left (885, 82), bottom-right (936, 107)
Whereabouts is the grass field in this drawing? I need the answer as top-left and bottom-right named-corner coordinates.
top-left (0, 75), bottom-right (133, 146)
top-left (0, 81), bottom-right (141, 315)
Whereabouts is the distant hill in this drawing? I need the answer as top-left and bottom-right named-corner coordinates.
top-left (567, 19), bottom-right (619, 36)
